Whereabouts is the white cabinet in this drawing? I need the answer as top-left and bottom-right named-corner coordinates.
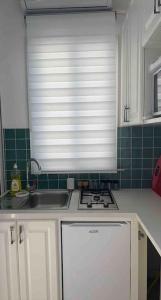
top-left (120, 0), bottom-right (143, 126)
top-left (18, 221), bottom-right (59, 300)
top-left (0, 220), bottom-right (58, 300)
top-left (142, 0), bottom-right (161, 47)
top-left (0, 222), bottom-right (20, 300)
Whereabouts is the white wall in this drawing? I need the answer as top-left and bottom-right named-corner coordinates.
top-left (0, 1), bottom-right (124, 129)
top-left (0, 0), bottom-right (28, 128)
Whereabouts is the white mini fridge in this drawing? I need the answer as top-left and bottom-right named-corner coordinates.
top-left (61, 222), bottom-right (131, 300)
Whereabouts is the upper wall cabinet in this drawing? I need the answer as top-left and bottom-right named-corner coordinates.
top-left (142, 0), bottom-right (161, 47)
top-left (120, 0), bottom-right (143, 126)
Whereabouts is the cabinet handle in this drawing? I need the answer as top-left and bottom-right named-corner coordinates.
top-left (154, 0), bottom-right (160, 14)
top-left (138, 230), bottom-right (145, 240)
top-left (19, 225), bottom-right (24, 244)
top-left (158, 0), bottom-right (161, 7)
top-left (10, 226), bottom-right (15, 245)
top-left (124, 105), bottom-right (130, 123)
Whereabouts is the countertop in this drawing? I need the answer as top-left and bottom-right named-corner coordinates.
top-left (1, 189), bottom-right (161, 255)
top-left (113, 189), bottom-right (161, 256)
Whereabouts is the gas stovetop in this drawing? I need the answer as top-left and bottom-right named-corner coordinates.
top-left (78, 189), bottom-right (118, 210)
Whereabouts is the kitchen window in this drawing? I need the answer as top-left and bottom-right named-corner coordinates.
top-left (26, 12), bottom-right (117, 172)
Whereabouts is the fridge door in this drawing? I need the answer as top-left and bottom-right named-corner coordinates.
top-left (62, 222), bottom-right (130, 300)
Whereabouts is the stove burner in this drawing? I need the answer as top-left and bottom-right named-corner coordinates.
top-left (93, 195), bottom-right (100, 201)
top-left (79, 189), bottom-right (118, 210)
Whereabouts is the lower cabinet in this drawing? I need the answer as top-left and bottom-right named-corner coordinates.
top-left (0, 220), bottom-right (58, 300)
top-left (0, 222), bottom-right (19, 300)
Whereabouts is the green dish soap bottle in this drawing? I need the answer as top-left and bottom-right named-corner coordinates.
top-left (10, 163), bottom-right (22, 196)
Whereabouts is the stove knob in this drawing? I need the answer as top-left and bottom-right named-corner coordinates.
top-left (104, 202), bottom-right (109, 208)
top-left (87, 202), bottom-right (92, 208)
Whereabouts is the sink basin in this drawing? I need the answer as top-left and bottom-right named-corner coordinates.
top-left (28, 190), bottom-right (71, 209)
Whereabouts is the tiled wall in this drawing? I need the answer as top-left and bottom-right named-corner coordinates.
top-left (4, 126), bottom-right (161, 190)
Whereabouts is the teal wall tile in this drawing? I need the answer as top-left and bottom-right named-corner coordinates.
top-left (3, 126), bottom-right (161, 190)
top-left (49, 180), bottom-right (58, 189)
top-left (132, 126), bottom-right (142, 137)
top-left (154, 148), bottom-right (161, 159)
top-left (121, 169), bottom-right (131, 180)
top-left (120, 180), bottom-right (132, 189)
top-left (142, 159), bottom-right (152, 169)
top-left (5, 149), bottom-right (16, 160)
top-left (143, 148), bottom-right (153, 158)
top-left (154, 126), bottom-right (161, 137)
top-left (132, 180), bottom-right (142, 188)
top-left (132, 159), bottom-right (142, 169)
top-left (142, 180), bottom-right (152, 188)
top-left (132, 148), bottom-right (142, 159)
top-left (16, 150), bottom-right (26, 160)
top-left (120, 148), bottom-right (131, 159)
top-left (4, 129), bottom-right (15, 139)
top-left (120, 127), bottom-right (131, 138)
top-left (132, 138), bottom-right (142, 148)
top-left (132, 169), bottom-right (142, 180)
top-left (143, 138), bottom-right (153, 148)
top-left (154, 138), bottom-right (161, 147)
top-left (89, 173), bottom-right (99, 180)
top-left (15, 129), bottom-right (26, 139)
top-left (48, 174), bottom-right (58, 180)
top-left (38, 181), bottom-right (49, 189)
top-left (5, 140), bottom-right (15, 149)
top-left (16, 139), bottom-right (26, 149)
top-left (59, 180), bottom-right (67, 189)
top-left (120, 138), bottom-right (131, 148)
top-left (143, 127), bottom-right (153, 137)
top-left (58, 174), bottom-right (68, 180)
top-left (142, 169), bottom-right (152, 180)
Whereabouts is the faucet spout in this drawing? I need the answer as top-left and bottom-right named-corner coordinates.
top-left (26, 158), bottom-right (41, 191)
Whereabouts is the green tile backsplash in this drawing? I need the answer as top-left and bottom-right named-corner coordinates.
top-left (4, 126), bottom-right (161, 190)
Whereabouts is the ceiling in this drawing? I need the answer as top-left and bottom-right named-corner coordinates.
top-left (24, 0), bottom-right (130, 11)
top-left (113, 0), bottom-right (130, 11)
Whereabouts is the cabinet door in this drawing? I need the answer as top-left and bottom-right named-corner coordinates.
top-left (121, 0), bottom-right (143, 126)
top-left (128, 0), bottom-right (142, 124)
top-left (120, 16), bottom-right (129, 125)
top-left (142, 0), bottom-right (161, 46)
top-left (0, 222), bottom-right (20, 300)
top-left (18, 220), bottom-right (59, 300)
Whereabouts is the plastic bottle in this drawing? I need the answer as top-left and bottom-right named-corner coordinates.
top-left (10, 163), bottom-right (22, 196)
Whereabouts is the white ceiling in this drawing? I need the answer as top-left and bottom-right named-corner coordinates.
top-left (24, 0), bottom-right (130, 11)
top-left (113, 0), bottom-right (130, 11)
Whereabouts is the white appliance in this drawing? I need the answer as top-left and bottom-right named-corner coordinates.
top-left (21, 0), bottom-right (112, 12)
top-left (61, 222), bottom-right (131, 300)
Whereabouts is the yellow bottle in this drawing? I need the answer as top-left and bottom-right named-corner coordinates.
top-left (10, 163), bottom-right (22, 196)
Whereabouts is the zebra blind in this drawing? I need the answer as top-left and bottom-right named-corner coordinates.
top-left (26, 12), bottom-right (117, 172)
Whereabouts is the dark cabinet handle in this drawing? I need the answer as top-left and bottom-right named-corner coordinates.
top-left (154, 0), bottom-right (160, 13)
top-left (19, 225), bottom-right (24, 244)
top-left (10, 226), bottom-right (15, 245)
top-left (124, 105), bottom-right (130, 123)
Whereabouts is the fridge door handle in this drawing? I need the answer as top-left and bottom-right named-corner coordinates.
top-left (64, 222), bottom-right (128, 227)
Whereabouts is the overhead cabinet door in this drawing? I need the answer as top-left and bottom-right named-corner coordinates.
top-left (18, 220), bottom-right (59, 300)
top-left (121, 0), bottom-right (143, 125)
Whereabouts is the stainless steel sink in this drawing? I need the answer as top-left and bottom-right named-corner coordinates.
top-left (28, 190), bottom-right (71, 209)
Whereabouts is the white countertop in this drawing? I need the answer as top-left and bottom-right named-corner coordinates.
top-left (113, 189), bottom-right (161, 256)
top-left (1, 189), bottom-right (161, 255)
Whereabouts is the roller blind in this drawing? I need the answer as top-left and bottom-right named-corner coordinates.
top-left (26, 12), bottom-right (117, 172)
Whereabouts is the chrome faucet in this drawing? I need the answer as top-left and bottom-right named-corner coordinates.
top-left (26, 158), bottom-right (41, 191)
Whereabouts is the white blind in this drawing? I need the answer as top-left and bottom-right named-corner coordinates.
top-left (26, 12), bottom-right (117, 172)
